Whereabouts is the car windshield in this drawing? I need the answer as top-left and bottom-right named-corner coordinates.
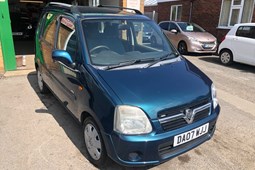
top-left (82, 19), bottom-right (176, 67)
top-left (177, 22), bottom-right (205, 32)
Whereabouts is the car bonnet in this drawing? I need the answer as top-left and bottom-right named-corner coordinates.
top-left (97, 59), bottom-right (212, 119)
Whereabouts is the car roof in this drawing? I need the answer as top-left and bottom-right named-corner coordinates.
top-left (44, 2), bottom-right (149, 20)
top-left (233, 23), bottom-right (255, 27)
top-left (159, 21), bottom-right (195, 24)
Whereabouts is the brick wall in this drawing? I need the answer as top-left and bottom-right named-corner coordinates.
top-left (191, 0), bottom-right (222, 37)
top-left (253, 4), bottom-right (255, 22)
top-left (144, 5), bottom-right (158, 13)
top-left (145, 1), bottom-right (255, 41)
top-left (146, 0), bottom-right (231, 41)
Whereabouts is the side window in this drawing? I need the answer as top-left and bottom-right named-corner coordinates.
top-left (169, 23), bottom-right (179, 31)
top-left (57, 17), bottom-right (77, 61)
top-left (236, 26), bottom-right (255, 39)
top-left (43, 13), bottom-right (58, 46)
top-left (159, 22), bottom-right (169, 31)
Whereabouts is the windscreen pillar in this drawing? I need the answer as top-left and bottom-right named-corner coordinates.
top-left (0, 0), bottom-right (16, 71)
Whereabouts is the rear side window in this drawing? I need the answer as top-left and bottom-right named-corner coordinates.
top-left (159, 22), bottom-right (169, 31)
top-left (236, 26), bottom-right (255, 39)
top-left (43, 13), bottom-right (58, 46)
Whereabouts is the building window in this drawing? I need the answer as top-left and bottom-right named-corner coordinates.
top-left (170, 5), bottom-right (182, 21)
top-left (89, 0), bottom-right (100, 6)
top-left (219, 0), bottom-right (254, 27)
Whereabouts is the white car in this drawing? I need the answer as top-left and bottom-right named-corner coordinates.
top-left (218, 23), bottom-right (255, 66)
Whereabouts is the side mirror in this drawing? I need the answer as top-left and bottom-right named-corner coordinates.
top-left (52, 50), bottom-right (73, 66)
top-left (170, 29), bottom-right (178, 34)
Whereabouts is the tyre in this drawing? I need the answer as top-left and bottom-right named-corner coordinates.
top-left (220, 49), bottom-right (233, 65)
top-left (83, 117), bottom-right (107, 168)
top-left (178, 41), bottom-right (188, 55)
top-left (37, 69), bottom-right (49, 94)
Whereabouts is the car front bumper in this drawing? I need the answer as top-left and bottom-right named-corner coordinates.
top-left (187, 40), bottom-right (217, 53)
top-left (103, 106), bottom-right (220, 166)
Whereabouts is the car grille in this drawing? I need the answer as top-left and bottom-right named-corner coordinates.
top-left (200, 41), bottom-right (216, 49)
top-left (158, 99), bottom-right (211, 132)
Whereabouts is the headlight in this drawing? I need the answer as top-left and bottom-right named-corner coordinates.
top-left (114, 105), bottom-right (152, 135)
top-left (211, 84), bottom-right (218, 109)
top-left (188, 36), bottom-right (198, 42)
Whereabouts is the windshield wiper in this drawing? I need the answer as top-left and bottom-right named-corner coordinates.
top-left (144, 52), bottom-right (178, 68)
top-left (104, 59), bottom-right (144, 70)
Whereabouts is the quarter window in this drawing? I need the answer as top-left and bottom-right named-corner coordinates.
top-left (219, 0), bottom-right (254, 27)
top-left (43, 13), bottom-right (57, 46)
top-left (170, 5), bottom-right (182, 21)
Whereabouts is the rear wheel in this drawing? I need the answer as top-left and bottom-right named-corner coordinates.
top-left (83, 117), bottom-right (107, 168)
top-left (178, 41), bottom-right (188, 55)
top-left (37, 69), bottom-right (49, 94)
top-left (220, 49), bottom-right (233, 65)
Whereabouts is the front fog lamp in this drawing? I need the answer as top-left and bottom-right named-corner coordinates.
top-left (211, 84), bottom-right (219, 109)
top-left (114, 105), bottom-right (152, 135)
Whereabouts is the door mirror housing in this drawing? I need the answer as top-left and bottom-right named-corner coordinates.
top-left (170, 29), bottom-right (178, 34)
top-left (52, 50), bottom-right (73, 65)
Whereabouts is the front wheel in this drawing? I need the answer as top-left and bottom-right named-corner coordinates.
top-left (220, 50), bottom-right (233, 65)
top-left (178, 41), bottom-right (188, 55)
top-left (83, 117), bottom-right (107, 168)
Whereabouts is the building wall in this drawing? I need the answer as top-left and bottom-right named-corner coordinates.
top-left (253, 5), bottom-right (255, 22)
top-left (191, 0), bottom-right (223, 41)
top-left (146, 0), bottom-right (255, 42)
top-left (144, 5), bottom-right (158, 13)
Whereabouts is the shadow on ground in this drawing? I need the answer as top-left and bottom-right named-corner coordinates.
top-left (196, 55), bottom-right (255, 74)
top-left (27, 72), bottom-right (150, 170)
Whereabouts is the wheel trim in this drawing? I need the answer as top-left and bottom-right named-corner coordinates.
top-left (178, 43), bottom-right (186, 53)
top-left (37, 70), bottom-right (44, 91)
top-left (84, 124), bottom-right (102, 161)
top-left (221, 52), bottom-right (231, 63)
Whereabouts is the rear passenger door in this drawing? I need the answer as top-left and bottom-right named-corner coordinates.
top-left (233, 26), bottom-right (255, 65)
top-left (40, 12), bottom-right (59, 92)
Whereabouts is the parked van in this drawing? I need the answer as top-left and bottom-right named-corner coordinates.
top-left (35, 2), bottom-right (220, 167)
top-left (219, 23), bottom-right (255, 66)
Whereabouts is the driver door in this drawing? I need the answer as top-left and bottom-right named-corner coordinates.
top-left (52, 16), bottom-right (81, 115)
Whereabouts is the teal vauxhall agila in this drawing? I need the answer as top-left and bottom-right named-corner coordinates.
top-left (35, 2), bottom-right (220, 168)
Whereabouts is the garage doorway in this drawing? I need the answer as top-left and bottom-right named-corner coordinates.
top-left (8, 0), bottom-right (45, 55)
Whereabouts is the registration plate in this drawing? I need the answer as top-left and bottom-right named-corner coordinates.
top-left (204, 44), bottom-right (214, 48)
top-left (173, 123), bottom-right (209, 147)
